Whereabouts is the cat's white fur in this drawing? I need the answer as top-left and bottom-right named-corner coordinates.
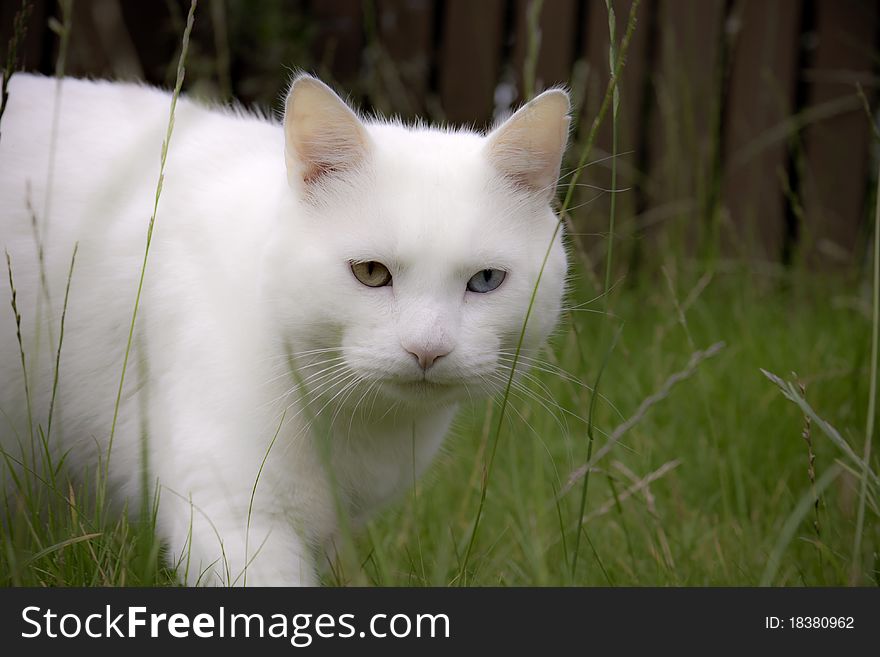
top-left (0, 73), bottom-right (569, 585)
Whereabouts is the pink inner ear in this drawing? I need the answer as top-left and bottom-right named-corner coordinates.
top-left (299, 151), bottom-right (363, 185)
top-left (492, 142), bottom-right (558, 194)
top-left (302, 162), bottom-right (332, 185)
top-left (506, 169), bottom-right (542, 193)
top-left (293, 128), bottom-right (366, 186)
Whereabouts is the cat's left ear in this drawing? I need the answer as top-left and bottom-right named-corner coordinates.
top-left (283, 74), bottom-right (370, 187)
top-left (485, 89), bottom-right (571, 198)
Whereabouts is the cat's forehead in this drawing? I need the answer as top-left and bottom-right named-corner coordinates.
top-left (328, 121), bottom-right (545, 263)
top-left (365, 122), bottom-right (487, 173)
top-left (356, 124), bottom-right (501, 230)
top-left (362, 122), bottom-right (501, 222)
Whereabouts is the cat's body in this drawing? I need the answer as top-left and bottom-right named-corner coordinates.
top-left (0, 73), bottom-right (569, 585)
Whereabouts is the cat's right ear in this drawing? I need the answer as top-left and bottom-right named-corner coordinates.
top-left (283, 74), bottom-right (370, 188)
top-left (484, 89), bottom-right (571, 199)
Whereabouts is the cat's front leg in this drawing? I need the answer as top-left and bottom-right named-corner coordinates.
top-left (142, 335), bottom-right (323, 585)
top-left (156, 490), bottom-right (318, 586)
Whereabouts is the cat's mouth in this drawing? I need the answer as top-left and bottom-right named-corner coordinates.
top-left (386, 377), bottom-right (453, 390)
top-left (380, 377), bottom-right (460, 400)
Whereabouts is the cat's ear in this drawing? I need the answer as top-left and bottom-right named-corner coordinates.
top-left (283, 74), bottom-right (370, 186)
top-left (485, 89), bottom-right (571, 197)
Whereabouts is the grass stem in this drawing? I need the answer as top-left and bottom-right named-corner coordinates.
top-left (107, 0), bottom-right (198, 475)
top-left (851, 116), bottom-right (880, 584)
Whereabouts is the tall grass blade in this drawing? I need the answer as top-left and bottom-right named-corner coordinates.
top-left (761, 369), bottom-right (879, 492)
top-left (5, 251), bottom-right (34, 449)
top-left (46, 243), bottom-right (77, 441)
top-left (851, 102), bottom-right (880, 583)
top-left (602, 0), bottom-right (620, 305)
top-left (564, 342), bottom-right (725, 495)
top-left (457, 0), bottom-right (643, 586)
top-left (571, 323), bottom-right (621, 577)
top-left (522, 0), bottom-right (544, 101)
top-left (107, 0), bottom-right (198, 473)
top-left (760, 465), bottom-right (842, 586)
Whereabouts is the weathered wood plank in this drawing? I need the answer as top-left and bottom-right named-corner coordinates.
top-left (309, 0), bottom-right (364, 87)
top-left (721, 0), bottom-right (802, 260)
top-left (800, 0), bottom-right (877, 266)
top-left (643, 0), bottom-right (725, 257)
top-left (511, 0), bottom-right (578, 101)
top-left (374, 0), bottom-right (434, 118)
top-left (438, 0), bottom-right (505, 127)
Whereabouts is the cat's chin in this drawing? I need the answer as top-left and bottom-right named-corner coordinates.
top-left (378, 378), bottom-right (471, 406)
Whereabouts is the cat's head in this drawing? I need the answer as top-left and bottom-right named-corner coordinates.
top-left (266, 74), bottom-right (570, 409)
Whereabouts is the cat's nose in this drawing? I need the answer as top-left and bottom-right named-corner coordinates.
top-left (404, 344), bottom-right (451, 370)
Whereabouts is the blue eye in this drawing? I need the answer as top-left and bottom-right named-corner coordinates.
top-left (467, 268), bottom-right (506, 293)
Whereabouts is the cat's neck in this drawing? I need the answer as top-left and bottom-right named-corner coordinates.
top-left (325, 402), bottom-right (458, 517)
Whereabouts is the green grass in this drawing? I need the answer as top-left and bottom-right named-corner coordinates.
top-left (3, 263), bottom-right (875, 586)
top-left (349, 268), bottom-right (876, 586)
top-left (1, 0), bottom-right (877, 587)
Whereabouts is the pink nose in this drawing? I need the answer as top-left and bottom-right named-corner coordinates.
top-left (405, 345), bottom-right (451, 370)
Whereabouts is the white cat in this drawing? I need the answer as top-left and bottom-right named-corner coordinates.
top-left (0, 73), bottom-right (569, 585)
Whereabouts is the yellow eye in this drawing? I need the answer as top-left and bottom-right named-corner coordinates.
top-left (351, 261), bottom-right (392, 287)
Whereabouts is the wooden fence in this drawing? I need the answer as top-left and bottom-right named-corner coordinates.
top-left (2, 0), bottom-right (878, 268)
